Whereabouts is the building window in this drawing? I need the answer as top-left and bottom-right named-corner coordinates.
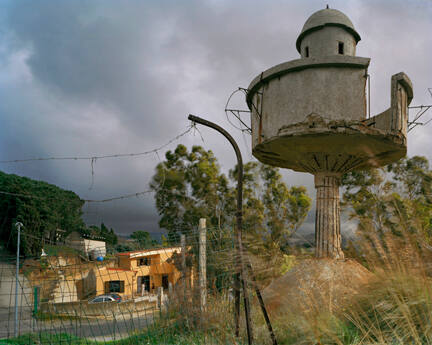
top-left (138, 257), bottom-right (151, 266)
top-left (305, 46), bottom-right (309, 57)
top-left (105, 280), bottom-right (124, 293)
top-left (338, 42), bottom-right (344, 55)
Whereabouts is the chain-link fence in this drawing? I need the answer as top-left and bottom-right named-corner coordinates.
top-left (0, 219), bottom-right (278, 345)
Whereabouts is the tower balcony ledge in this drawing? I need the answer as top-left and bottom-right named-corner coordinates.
top-left (253, 114), bottom-right (406, 174)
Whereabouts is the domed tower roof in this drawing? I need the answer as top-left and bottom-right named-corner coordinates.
top-left (296, 8), bottom-right (361, 53)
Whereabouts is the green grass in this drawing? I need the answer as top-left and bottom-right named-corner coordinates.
top-left (1, 310), bottom-right (242, 345)
top-left (1, 328), bottom-right (242, 345)
top-left (44, 245), bottom-right (83, 257)
top-left (0, 333), bottom-right (93, 345)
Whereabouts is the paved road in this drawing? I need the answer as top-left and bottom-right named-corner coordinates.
top-left (0, 307), bottom-right (155, 342)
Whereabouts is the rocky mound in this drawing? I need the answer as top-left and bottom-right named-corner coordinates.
top-left (262, 258), bottom-right (373, 316)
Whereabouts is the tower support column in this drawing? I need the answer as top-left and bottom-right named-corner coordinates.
top-left (314, 173), bottom-right (344, 259)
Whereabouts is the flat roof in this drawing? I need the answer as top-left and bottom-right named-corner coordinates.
top-left (116, 246), bottom-right (182, 259)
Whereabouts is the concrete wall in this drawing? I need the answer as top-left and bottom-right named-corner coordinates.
top-left (75, 268), bottom-right (97, 300)
top-left (40, 298), bottom-right (157, 317)
top-left (95, 268), bottom-right (135, 298)
top-left (364, 72), bottom-right (413, 141)
top-left (65, 233), bottom-right (106, 259)
top-left (0, 263), bottom-right (33, 308)
top-left (83, 239), bottom-right (106, 258)
top-left (250, 64), bottom-right (367, 149)
top-left (300, 26), bottom-right (356, 58)
top-left (51, 275), bottom-right (78, 303)
top-left (390, 72), bottom-right (413, 136)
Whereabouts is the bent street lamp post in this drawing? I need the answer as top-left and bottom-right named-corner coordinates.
top-left (188, 114), bottom-right (253, 344)
top-left (188, 115), bottom-right (278, 345)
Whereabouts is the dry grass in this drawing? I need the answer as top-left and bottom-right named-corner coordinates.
top-left (100, 227), bottom-right (432, 345)
top-left (224, 227), bottom-right (430, 345)
top-left (338, 231), bottom-right (432, 345)
top-left (272, 233), bottom-right (431, 344)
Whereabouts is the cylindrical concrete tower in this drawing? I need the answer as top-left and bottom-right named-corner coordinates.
top-left (246, 8), bottom-right (413, 259)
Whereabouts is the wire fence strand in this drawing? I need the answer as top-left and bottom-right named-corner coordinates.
top-left (0, 221), bottom-right (273, 345)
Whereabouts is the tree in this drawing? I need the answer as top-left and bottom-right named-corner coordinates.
top-left (150, 144), bottom-right (232, 291)
top-left (228, 162), bottom-right (264, 239)
top-left (232, 163), bottom-right (311, 284)
top-left (130, 231), bottom-right (157, 249)
top-left (341, 156), bottom-right (432, 262)
top-left (150, 144), bottom-right (230, 242)
top-left (83, 223), bottom-right (118, 246)
top-left (0, 171), bottom-right (85, 256)
top-left (390, 156), bottom-right (432, 240)
top-left (150, 144), bottom-right (312, 286)
top-left (229, 162), bottom-right (311, 253)
top-left (114, 243), bottom-right (133, 253)
top-left (259, 164), bottom-right (311, 252)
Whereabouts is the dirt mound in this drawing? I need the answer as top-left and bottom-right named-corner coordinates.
top-left (262, 258), bottom-right (372, 316)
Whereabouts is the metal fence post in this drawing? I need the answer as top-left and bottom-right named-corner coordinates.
top-left (198, 218), bottom-right (207, 314)
top-left (157, 286), bottom-right (164, 316)
top-left (14, 222), bottom-right (23, 338)
top-left (33, 286), bottom-right (38, 316)
top-left (181, 234), bottom-right (186, 299)
top-left (112, 311), bottom-right (116, 341)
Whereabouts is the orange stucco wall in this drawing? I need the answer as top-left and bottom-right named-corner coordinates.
top-left (96, 248), bottom-right (183, 299)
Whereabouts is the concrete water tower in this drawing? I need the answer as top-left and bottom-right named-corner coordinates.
top-left (246, 7), bottom-right (413, 259)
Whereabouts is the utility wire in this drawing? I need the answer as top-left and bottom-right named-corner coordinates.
top-left (84, 190), bottom-right (153, 203)
top-left (0, 189), bottom-right (153, 203)
top-left (0, 125), bottom-right (193, 164)
top-left (0, 125), bottom-right (194, 203)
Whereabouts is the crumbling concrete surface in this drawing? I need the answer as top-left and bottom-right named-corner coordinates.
top-left (253, 113), bottom-right (407, 173)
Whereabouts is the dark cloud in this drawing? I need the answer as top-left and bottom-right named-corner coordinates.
top-left (0, 0), bottom-right (431, 235)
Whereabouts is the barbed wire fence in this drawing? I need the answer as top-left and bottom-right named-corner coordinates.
top-left (0, 124), bottom-right (284, 345)
top-left (0, 217), bottom-right (281, 345)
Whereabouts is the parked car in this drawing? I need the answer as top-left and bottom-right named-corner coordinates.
top-left (108, 293), bottom-right (122, 302)
top-left (88, 294), bottom-right (121, 304)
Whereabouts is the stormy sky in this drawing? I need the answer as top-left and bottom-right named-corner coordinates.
top-left (0, 0), bottom-right (431, 237)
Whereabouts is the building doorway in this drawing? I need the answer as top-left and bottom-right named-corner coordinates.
top-left (137, 275), bottom-right (150, 294)
top-left (162, 274), bottom-right (169, 290)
